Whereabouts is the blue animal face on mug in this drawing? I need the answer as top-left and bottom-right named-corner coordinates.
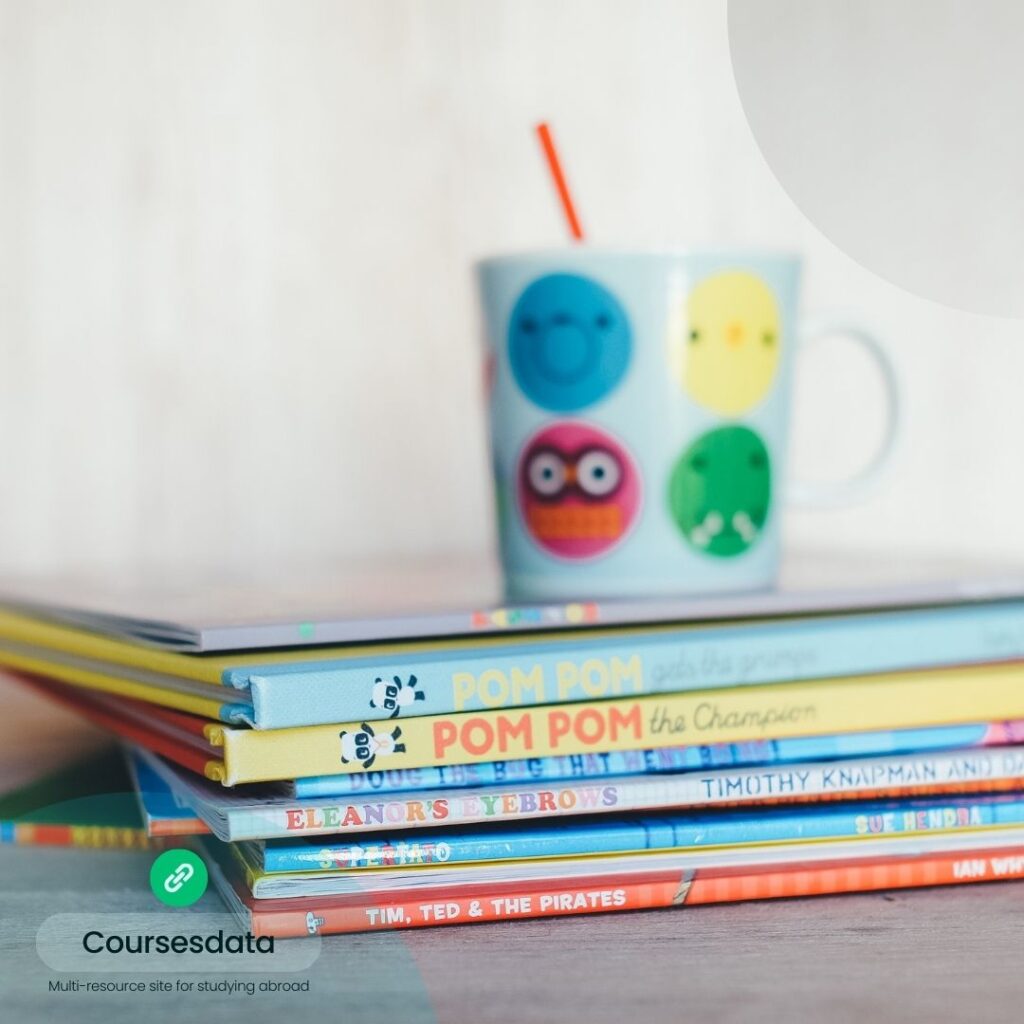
top-left (508, 273), bottom-right (632, 412)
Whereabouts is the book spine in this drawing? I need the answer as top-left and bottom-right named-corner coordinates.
top-left (128, 755), bottom-right (214, 837)
top-left (214, 664), bottom-right (1024, 783)
top-left (258, 794), bottom-right (1024, 873)
top-left (13, 672), bottom-right (226, 781)
top-left (0, 645), bottom-right (228, 719)
top-left (263, 820), bottom-right (655, 871)
top-left (249, 875), bottom-right (686, 937)
top-left (0, 609), bottom-right (226, 683)
top-left (234, 601), bottom-right (1024, 728)
top-left (146, 818), bottom-right (211, 838)
top-left (1, 822), bottom-right (154, 849)
top-left (291, 721), bottom-right (1013, 797)
top-left (244, 845), bottom-right (1024, 937)
top-left (231, 745), bottom-right (1024, 839)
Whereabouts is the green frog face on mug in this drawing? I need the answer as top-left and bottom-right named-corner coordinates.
top-left (669, 426), bottom-right (771, 557)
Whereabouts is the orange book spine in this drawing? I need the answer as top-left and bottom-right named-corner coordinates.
top-left (249, 876), bottom-right (684, 937)
top-left (11, 823), bottom-right (158, 849)
top-left (146, 818), bottom-right (211, 838)
top-left (243, 846), bottom-right (1024, 937)
top-left (14, 672), bottom-right (222, 779)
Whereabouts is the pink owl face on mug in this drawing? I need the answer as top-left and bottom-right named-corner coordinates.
top-left (517, 422), bottom-right (642, 560)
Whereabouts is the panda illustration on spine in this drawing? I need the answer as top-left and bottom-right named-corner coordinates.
top-left (339, 722), bottom-right (406, 769)
top-left (369, 674), bottom-right (426, 718)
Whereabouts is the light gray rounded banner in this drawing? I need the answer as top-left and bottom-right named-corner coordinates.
top-left (729, 0), bottom-right (1024, 318)
top-left (37, 914), bottom-right (321, 972)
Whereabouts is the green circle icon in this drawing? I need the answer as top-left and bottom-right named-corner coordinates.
top-left (150, 849), bottom-right (209, 907)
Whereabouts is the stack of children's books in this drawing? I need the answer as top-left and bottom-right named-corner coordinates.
top-left (7, 560), bottom-right (1024, 936)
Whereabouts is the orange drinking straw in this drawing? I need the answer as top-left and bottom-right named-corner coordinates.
top-left (535, 122), bottom-right (585, 242)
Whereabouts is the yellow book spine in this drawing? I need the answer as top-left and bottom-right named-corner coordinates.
top-left (67, 825), bottom-right (153, 849)
top-left (212, 662), bottom-right (1024, 785)
top-left (0, 609), bottom-right (228, 683)
top-left (0, 647), bottom-right (228, 720)
top-left (13, 823), bottom-right (153, 849)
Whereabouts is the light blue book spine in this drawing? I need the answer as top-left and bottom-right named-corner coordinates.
top-left (290, 722), bottom-right (1002, 798)
top-left (259, 794), bottom-right (1024, 873)
top-left (129, 755), bottom-right (207, 831)
top-left (222, 600), bottom-right (1024, 729)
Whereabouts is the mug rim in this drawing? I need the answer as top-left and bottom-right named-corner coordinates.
top-left (476, 245), bottom-right (802, 270)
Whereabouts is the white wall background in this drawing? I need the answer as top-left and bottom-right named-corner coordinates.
top-left (0, 0), bottom-right (1021, 577)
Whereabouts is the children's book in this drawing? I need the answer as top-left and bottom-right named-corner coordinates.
top-left (125, 751), bottom-right (209, 837)
top-left (290, 720), bottom-right (1024, 797)
top-left (228, 824), bottom-right (1024, 899)
top-left (0, 746), bottom-right (154, 849)
top-left (19, 664), bottom-right (1024, 785)
top-left (247, 793), bottom-right (1024, 877)
top-left (4, 552), bottom-right (1023, 651)
top-left (6, 595), bottom-right (1024, 728)
top-left (205, 834), bottom-right (1024, 936)
top-left (134, 743), bottom-right (1024, 842)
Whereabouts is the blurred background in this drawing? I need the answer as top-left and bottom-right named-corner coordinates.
top-left (0, 0), bottom-right (1018, 577)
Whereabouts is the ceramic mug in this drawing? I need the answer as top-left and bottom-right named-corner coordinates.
top-left (477, 249), bottom-right (900, 601)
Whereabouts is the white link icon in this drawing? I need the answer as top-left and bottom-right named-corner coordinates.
top-left (164, 861), bottom-right (195, 894)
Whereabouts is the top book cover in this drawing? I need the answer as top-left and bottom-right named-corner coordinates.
top-left (1, 551), bottom-right (1024, 653)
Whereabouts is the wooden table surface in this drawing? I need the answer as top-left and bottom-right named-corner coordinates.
top-left (3, 677), bottom-right (1024, 1024)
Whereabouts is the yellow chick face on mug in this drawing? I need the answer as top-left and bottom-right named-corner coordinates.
top-left (677, 271), bottom-right (781, 415)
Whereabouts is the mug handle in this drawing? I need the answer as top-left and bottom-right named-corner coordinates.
top-left (785, 316), bottom-right (902, 509)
